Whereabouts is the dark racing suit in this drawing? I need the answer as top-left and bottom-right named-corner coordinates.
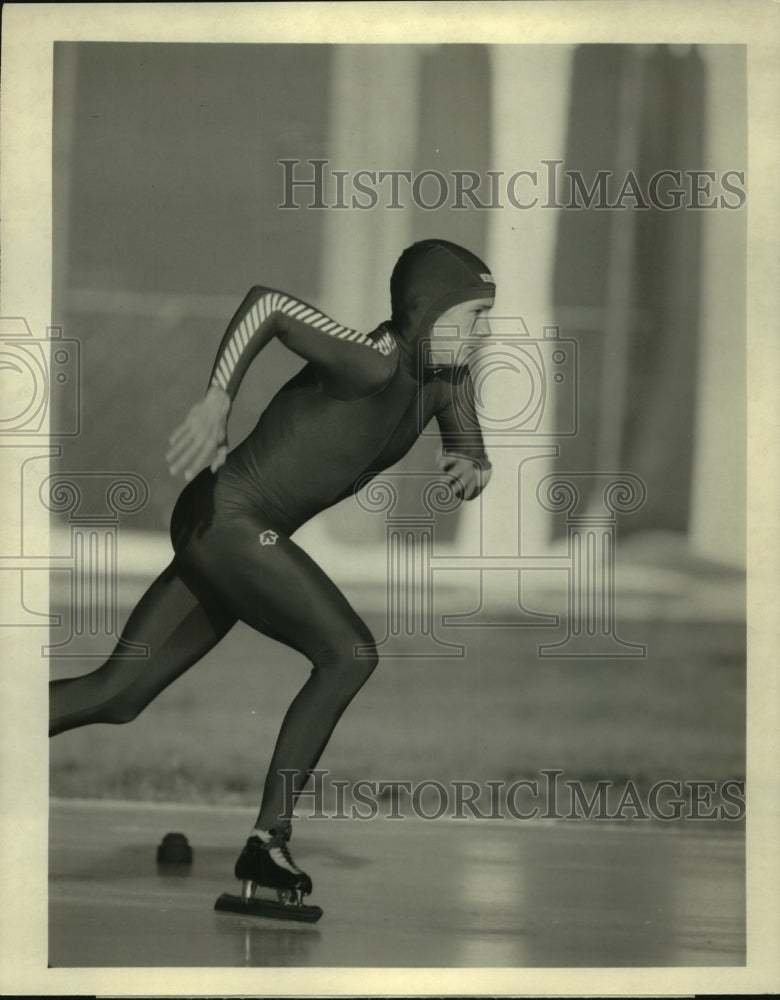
top-left (50, 239), bottom-right (495, 828)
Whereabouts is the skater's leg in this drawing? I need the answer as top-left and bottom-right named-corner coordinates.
top-left (254, 614), bottom-right (377, 830)
top-left (174, 512), bottom-right (378, 832)
top-left (49, 561), bottom-right (236, 735)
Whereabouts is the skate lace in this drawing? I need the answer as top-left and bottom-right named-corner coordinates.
top-left (268, 833), bottom-right (302, 874)
top-left (276, 842), bottom-right (301, 872)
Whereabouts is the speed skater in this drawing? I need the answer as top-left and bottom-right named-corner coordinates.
top-left (49, 238), bottom-right (496, 920)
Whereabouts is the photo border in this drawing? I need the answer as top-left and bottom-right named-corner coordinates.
top-left (1, 2), bottom-right (777, 995)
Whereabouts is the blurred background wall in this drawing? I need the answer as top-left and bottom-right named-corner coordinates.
top-left (50, 42), bottom-right (746, 585)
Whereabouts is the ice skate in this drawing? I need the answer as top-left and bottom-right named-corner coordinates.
top-left (214, 828), bottom-right (323, 923)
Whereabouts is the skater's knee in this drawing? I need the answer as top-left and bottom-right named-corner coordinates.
top-left (346, 626), bottom-right (378, 674)
top-left (312, 626), bottom-right (378, 683)
top-left (346, 639), bottom-right (378, 679)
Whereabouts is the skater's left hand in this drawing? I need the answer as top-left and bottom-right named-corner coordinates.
top-left (437, 453), bottom-right (492, 501)
top-left (167, 386), bottom-right (231, 480)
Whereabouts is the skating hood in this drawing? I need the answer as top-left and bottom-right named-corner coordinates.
top-left (389, 239), bottom-right (496, 365)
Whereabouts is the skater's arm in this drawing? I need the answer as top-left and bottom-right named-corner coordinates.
top-left (434, 366), bottom-right (492, 501)
top-left (167, 285), bottom-right (399, 480)
top-left (208, 286), bottom-right (399, 402)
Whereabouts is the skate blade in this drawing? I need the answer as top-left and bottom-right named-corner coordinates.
top-left (214, 892), bottom-right (323, 923)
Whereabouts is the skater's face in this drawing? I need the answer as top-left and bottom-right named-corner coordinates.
top-left (427, 297), bottom-right (495, 365)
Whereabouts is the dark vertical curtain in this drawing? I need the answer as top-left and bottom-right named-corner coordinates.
top-left (625, 47), bottom-right (704, 532)
top-left (395, 44), bottom-right (492, 543)
top-left (553, 44), bottom-right (705, 536)
top-left (553, 44), bottom-right (626, 478)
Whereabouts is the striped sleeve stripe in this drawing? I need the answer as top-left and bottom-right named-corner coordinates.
top-left (238, 318), bottom-right (253, 350)
top-left (215, 360), bottom-right (231, 389)
top-left (286, 302), bottom-right (309, 319)
top-left (212, 291), bottom-right (397, 389)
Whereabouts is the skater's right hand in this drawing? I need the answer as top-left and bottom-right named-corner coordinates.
top-left (167, 386), bottom-right (231, 480)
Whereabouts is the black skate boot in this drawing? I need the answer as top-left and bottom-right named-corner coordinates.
top-left (215, 828), bottom-right (322, 923)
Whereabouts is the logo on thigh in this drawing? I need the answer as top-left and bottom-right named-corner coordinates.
top-left (258, 529), bottom-right (279, 546)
